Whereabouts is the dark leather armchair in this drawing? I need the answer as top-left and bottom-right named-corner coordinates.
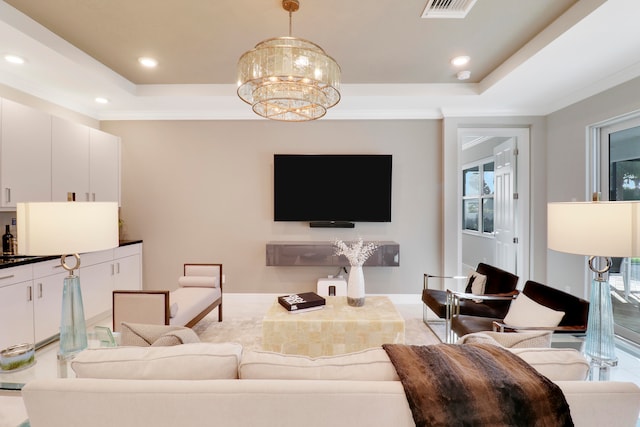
top-left (422, 262), bottom-right (519, 321)
top-left (450, 280), bottom-right (589, 340)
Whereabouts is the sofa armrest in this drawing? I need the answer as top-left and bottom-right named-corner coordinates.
top-left (448, 289), bottom-right (518, 315)
top-left (448, 289), bottom-right (519, 301)
top-left (112, 290), bottom-right (170, 333)
top-left (423, 273), bottom-right (465, 290)
top-left (492, 321), bottom-right (586, 333)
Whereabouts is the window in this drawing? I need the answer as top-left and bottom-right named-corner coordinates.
top-left (462, 161), bottom-right (494, 234)
top-left (599, 120), bottom-right (640, 344)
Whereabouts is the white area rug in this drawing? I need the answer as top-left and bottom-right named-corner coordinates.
top-left (193, 316), bottom-right (441, 351)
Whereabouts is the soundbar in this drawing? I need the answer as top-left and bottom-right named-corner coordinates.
top-left (309, 221), bottom-right (355, 228)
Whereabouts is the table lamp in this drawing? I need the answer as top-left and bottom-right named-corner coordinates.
top-left (548, 200), bottom-right (640, 379)
top-left (17, 202), bottom-right (119, 358)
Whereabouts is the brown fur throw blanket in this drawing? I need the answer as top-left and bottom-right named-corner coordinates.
top-left (382, 343), bottom-right (573, 427)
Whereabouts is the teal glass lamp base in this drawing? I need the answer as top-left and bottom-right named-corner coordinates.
top-left (58, 274), bottom-right (87, 358)
top-left (584, 277), bottom-right (617, 380)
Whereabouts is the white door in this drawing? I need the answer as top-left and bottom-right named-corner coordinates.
top-left (493, 138), bottom-right (517, 274)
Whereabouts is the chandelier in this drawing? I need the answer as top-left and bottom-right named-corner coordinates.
top-left (237, 0), bottom-right (341, 121)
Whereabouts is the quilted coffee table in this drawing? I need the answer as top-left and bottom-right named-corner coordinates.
top-left (262, 296), bottom-right (405, 357)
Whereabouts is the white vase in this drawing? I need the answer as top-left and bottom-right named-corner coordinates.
top-left (347, 265), bottom-right (366, 307)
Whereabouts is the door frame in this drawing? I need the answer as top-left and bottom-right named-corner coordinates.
top-left (445, 127), bottom-right (530, 284)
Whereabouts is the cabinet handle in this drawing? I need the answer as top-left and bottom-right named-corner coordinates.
top-left (0, 274), bottom-right (15, 281)
top-left (111, 263), bottom-right (115, 276)
top-left (27, 285), bottom-right (32, 302)
top-left (38, 282), bottom-right (43, 299)
top-left (116, 262), bottom-right (120, 274)
top-left (85, 192), bottom-right (90, 201)
top-left (4, 188), bottom-right (10, 204)
top-left (92, 193), bottom-right (96, 201)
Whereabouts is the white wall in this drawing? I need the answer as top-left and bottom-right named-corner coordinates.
top-left (101, 119), bottom-right (441, 295)
top-left (546, 75), bottom-right (640, 298)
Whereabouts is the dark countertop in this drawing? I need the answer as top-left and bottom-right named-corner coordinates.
top-left (117, 239), bottom-right (143, 247)
top-left (0, 240), bottom-right (142, 269)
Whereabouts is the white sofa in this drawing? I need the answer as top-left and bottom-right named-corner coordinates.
top-left (21, 343), bottom-right (640, 427)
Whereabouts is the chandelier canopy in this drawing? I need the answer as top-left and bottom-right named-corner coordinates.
top-left (237, 0), bottom-right (341, 121)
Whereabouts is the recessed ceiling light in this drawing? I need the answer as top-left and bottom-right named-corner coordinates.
top-left (4, 54), bottom-right (25, 65)
top-left (451, 56), bottom-right (470, 67)
top-left (457, 70), bottom-right (471, 81)
top-left (95, 97), bottom-right (109, 104)
top-left (138, 57), bottom-right (158, 68)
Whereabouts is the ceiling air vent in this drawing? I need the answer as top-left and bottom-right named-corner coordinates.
top-left (421, 0), bottom-right (478, 19)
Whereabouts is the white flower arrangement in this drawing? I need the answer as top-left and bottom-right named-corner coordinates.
top-left (333, 238), bottom-right (379, 267)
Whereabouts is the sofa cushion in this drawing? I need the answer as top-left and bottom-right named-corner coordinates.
top-left (457, 330), bottom-right (552, 348)
top-left (239, 348), bottom-right (400, 381)
top-left (71, 342), bottom-right (242, 380)
top-left (509, 348), bottom-right (590, 381)
top-left (120, 322), bottom-right (200, 346)
top-left (178, 275), bottom-right (219, 288)
top-left (503, 293), bottom-right (565, 328)
top-left (467, 271), bottom-right (487, 295)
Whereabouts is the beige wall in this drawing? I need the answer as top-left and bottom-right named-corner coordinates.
top-left (546, 75), bottom-right (640, 298)
top-left (101, 119), bottom-right (441, 295)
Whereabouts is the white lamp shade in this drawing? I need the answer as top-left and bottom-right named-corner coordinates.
top-left (17, 202), bottom-right (119, 256)
top-left (548, 201), bottom-right (640, 258)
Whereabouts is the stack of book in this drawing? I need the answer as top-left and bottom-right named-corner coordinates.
top-left (278, 292), bottom-right (326, 313)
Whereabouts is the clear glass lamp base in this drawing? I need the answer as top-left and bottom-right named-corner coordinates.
top-left (584, 278), bottom-right (617, 380)
top-left (58, 274), bottom-right (88, 359)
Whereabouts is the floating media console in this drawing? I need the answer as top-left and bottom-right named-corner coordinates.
top-left (266, 241), bottom-right (400, 267)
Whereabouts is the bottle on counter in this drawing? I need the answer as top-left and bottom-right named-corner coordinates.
top-left (2, 225), bottom-right (13, 255)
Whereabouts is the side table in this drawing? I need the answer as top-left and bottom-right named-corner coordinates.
top-left (262, 296), bottom-right (405, 357)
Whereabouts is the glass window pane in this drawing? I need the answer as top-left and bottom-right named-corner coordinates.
top-left (463, 167), bottom-right (480, 197)
top-left (483, 162), bottom-right (494, 196)
top-left (482, 198), bottom-right (494, 233)
top-left (610, 159), bottom-right (640, 201)
top-left (608, 125), bottom-right (640, 339)
top-left (463, 199), bottom-right (479, 231)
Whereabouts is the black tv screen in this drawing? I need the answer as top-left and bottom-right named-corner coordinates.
top-left (274, 154), bottom-right (392, 224)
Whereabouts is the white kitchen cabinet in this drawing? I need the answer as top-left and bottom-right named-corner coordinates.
top-left (51, 116), bottom-right (90, 202)
top-left (0, 265), bottom-right (34, 349)
top-left (0, 243), bottom-right (142, 349)
top-left (112, 244), bottom-right (142, 291)
top-left (32, 259), bottom-right (66, 345)
top-left (89, 128), bottom-right (120, 203)
top-left (79, 249), bottom-right (115, 322)
top-left (0, 99), bottom-right (52, 208)
top-left (52, 118), bottom-right (120, 203)
top-left (79, 243), bottom-right (142, 321)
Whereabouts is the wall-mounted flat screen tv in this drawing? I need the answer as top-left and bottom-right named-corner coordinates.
top-left (274, 154), bottom-right (392, 227)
